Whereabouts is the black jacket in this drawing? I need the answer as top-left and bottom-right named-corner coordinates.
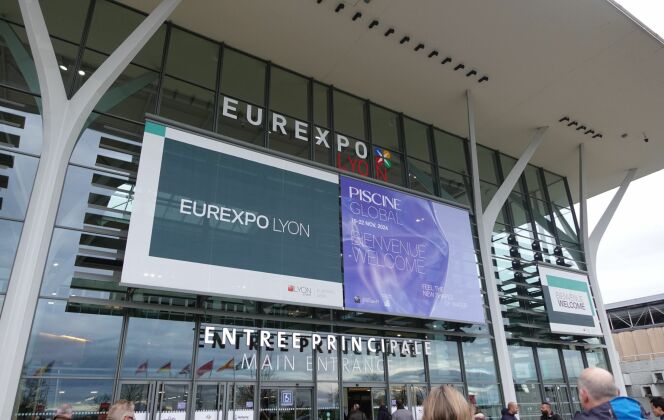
top-left (541, 413), bottom-right (563, 420)
top-left (501, 408), bottom-right (518, 420)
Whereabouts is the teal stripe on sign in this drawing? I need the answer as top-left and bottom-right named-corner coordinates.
top-left (546, 275), bottom-right (595, 315)
top-left (145, 121), bottom-right (166, 137)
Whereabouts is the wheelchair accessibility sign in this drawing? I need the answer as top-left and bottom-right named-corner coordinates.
top-left (281, 390), bottom-right (294, 407)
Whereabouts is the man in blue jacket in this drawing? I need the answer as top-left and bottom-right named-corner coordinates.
top-left (651, 397), bottom-right (664, 420)
top-left (573, 367), bottom-right (646, 420)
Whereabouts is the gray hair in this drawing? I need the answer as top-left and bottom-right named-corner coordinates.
top-left (54, 403), bottom-right (73, 417)
top-left (108, 400), bottom-right (135, 420)
top-left (578, 367), bottom-right (619, 402)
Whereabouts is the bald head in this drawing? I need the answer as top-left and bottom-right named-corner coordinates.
top-left (577, 367), bottom-right (619, 410)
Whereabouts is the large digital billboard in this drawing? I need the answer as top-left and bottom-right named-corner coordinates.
top-left (340, 176), bottom-right (484, 323)
top-left (121, 122), bottom-right (344, 307)
top-left (539, 264), bottom-right (602, 336)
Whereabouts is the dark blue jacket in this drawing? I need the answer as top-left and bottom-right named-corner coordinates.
top-left (501, 408), bottom-right (518, 420)
top-left (572, 398), bottom-right (647, 420)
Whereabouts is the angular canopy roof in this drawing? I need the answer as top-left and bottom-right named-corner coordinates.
top-left (120, 0), bottom-right (664, 200)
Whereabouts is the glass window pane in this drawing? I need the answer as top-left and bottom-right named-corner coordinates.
top-left (0, 22), bottom-right (40, 94)
top-left (434, 130), bottom-right (467, 175)
top-left (86, 0), bottom-right (166, 70)
top-left (524, 165), bottom-right (545, 200)
top-left (341, 338), bottom-right (385, 382)
top-left (318, 382), bottom-right (340, 420)
top-left (428, 340), bottom-right (462, 383)
top-left (217, 95), bottom-right (265, 146)
top-left (0, 0), bottom-right (22, 24)
top-left (500, 154), bottom-right (517, 176)
top-left (0, 149), bottom-right (38, 220)
top-left (268, 111), bottom-right (309, 159)
top-left (438, 168), bottom-right (471, 207)
top-left (408, 158), bottom-right (435, 195)
top-left (467, 383), bottom-right (501, 419)
top-left (563, 349), bottom-right (584, 380)
top-left (509, 346), bottom-right (538, 383)
top-left (514, 383), bottom-right (542, 420)
top-left (333, 90), bottom-right (364, 140)
top-left (23, 299), bottom-right (122, 377)
top-left (0, 218), bottom-right (21, 293)
top-left (39, 0), bottom-right (89, 44)
top-left (463, 338), bottom-right (497, 383)
top-left (313, 83), bottom-right (329, 127)
top-left (195, 324), bottom-right (257, 380)
top-left (14, 378), bottom-right (113, 419)
top-left (165, 28), bottom-right (218, 89)
top-left (387, 342), bottom-right (425, 383)
top-left (509, 192), bottom-right (531, 230)
top-left (373, 147), bottom-right (404, 187)
top-left (586, 349), bottom-right (608, 369)
top-left (40, 228), bottom-right (123, 299)
top-left (538, 348), bottom-right (564, 382)
top-left (221, 48), bottom-right (266, 106)
top-left (370, 105), bottom-right (399, 151)
top-left (78, 50), bottom-right (159, 122)
top-left (159, 77), bottom-right (215, 131)
top-left (270, 67), bottom-right (307, 121)
top-left (529, 197), bottom-right (555, 240)
top-left (552, 204), bottom-right (578, 243)
top-left (0, 104), bottom-right (43, 156)
top-left (478, 145), bottom-right (499, 184)
top-left (121, 316), bottom-right (195, 378)
top-left (404, 118), bottom-right (430, 162)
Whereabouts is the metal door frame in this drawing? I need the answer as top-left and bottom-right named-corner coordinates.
top-left (259, 384), bottom-right (315, 420)
top-left (116, 380), bottom-right (191, 420)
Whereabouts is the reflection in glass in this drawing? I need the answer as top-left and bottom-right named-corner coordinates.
top-left (563, 349), bottom-right (584, 380)
top-left (404, 118), bottom-right (430, 162)
top-left (217, 96), bottom-right (265, 146)
top-left (119, 382), bottom-right (150, 418)
top-left (196, 384), bottom-right (222, 420)
top-left (434, 130), bottom-right (467, 175)
top-left (268, 112), bottom-right (310, 159)
top-left (428, 340), bottom-right (462, 383)
top-left (466, 383), bottom-right (501, 420)
top-left (341, 340), bottom-right (385, 383)
top-left (514, 383), bottom-right (542, 420)
top-left (122, 316), bottom-right (195, 378)
top-left (14, 378), bottom-right (113, 419)
top-left (156, 383), bottom-right (189, 419)
top-left (0, 150), bottom-right (38, 219)
top-left (585, 349), bottom-right (607, 369)
top-left (477, 146), bottom-right (499, 184)
top-left (165, 27), bottom-right (218, 89)
top-left (23, 299), bottom-right (122, 377)
top-left (538, 348), bottom-right (564, 382)
top-left (229, 384), bottom-right (255, 420)
top-left (0, 218), bottom-right (21, 293)
top-left (408, 158), bottom-right (435, 195)
top-left (462, 338), bottom-right (497, 383)
top-left (438, 168), bottom-right (471, 207)
top-left (159, 76), bottom-right (215, 131)
top-left (370, 105), bottom-right (399, 151)
top-left (313, 82), bottom-right (329, 128)
top-left (387, 342), bottom-right (425, 383)
top-left (509, 346), bottom-right (537, 383)
top-left (318, 382), bottom-right (340, 420)
top-left (195, 325), bottom-right (256, 381)
top-left (221, 48), bottom-right (266, 106)
top-left (333, 90), bottom-right (365, 140)
top-left (270, 67), bottom-right (308, 120)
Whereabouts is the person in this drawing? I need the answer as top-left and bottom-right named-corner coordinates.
top-left (348, 404), bottom-right (368, 420)
top-left (53, 404), bottom-right (73, 420)
top-left (422, 385), bottom-right (473, 420)
top-left (540, 402), bottom-right (562, 420)
top-left (107, 400), bottom-right (135, 420)
top-left (378, 401), bottom-right (392, 420)
top-left (473, 405), bottom-right (486, 420)
top-left (393, 400), bottom-right (414, 420)
top-left (573, 367), bottom-right (646, 420)
top-left (501, 402), bottom-right (519, 420)
top-left (650, 397), bottom-right (664, 420)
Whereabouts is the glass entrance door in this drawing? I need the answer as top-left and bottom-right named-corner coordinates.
top-left (260, 387), bottom-right (313, 420)
top-left (390, 385), bottom-right (427, 420)
top-left (194, 383), bottom-right (255, 420)
top-left (543, 385), bottom-right (573, 420)
top-left (117, 381), bottom-right (190, 420)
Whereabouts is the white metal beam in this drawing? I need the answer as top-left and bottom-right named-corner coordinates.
top-left (578, 143), bottom-right (632, 393)
top-left (0, 0), bottom-right (181, 417)
top-left (467, 91), bottom-right (548, 404)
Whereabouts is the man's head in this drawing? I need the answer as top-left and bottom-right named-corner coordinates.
top-left (107, 400), bottom-right (135, 420)
top-left (651, 396), bottom-right (664, 417)
top-left (507, 402), bottom-right (519, 414)
top-left (397, 400), bottom-right (405, 410)
top-left (577, 367), bottom-right (619, 411)
top-left (53, 404), bottom-right (73, 420)
top-left (540, 402), bottom-right (552, 416)
top-left (353, 403), bottom-right (360, 411)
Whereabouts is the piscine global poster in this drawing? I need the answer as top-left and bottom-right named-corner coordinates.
top-left (340, 176), bottom-right (484, 322)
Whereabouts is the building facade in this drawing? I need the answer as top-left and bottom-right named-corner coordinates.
top-left (608, 294), bottom-right (664, 408)
top-left (0, 1), bottom-right (653, 419)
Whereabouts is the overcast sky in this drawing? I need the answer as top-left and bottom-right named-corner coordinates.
top-left (587, 1), bottom-right (664, 304)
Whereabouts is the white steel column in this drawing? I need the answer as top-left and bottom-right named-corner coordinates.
top-left (0, 0), bottom-right (181, 417)
top-left (466, 90), bottom-right (547, 403)
top-left (578, 143), bottom-right (634, 393)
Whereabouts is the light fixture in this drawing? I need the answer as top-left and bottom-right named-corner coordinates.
top-left (454, 64), bottom-right (465, 71)
top-left (384, 28), bottom-right (394, 37)
top-left (53, 262), bottom-right (59, 267)
top-left (441, 57), bottom-right (452, 65)
top-left (642, 132), bottom-right (649, 143)
top-left (428, 50), bottom-right (438, 58)
top-left (352, 12), bottom-right (362, 21)
top-left (78, 70), bottom-right (85, 76)
top-left (414, 43), bottom-right (424, 51)
top-left (369, 20), bottom-right (378, 29)
top-left (466, 69), bottom-right (477, 77)
top-left (59, 65), bottom-right (68, 71)
top-left (478, 75), bottom-right (489, 83)
top-left (334, 3), bottom-right (344, 12)
top-left (400, 36), bottom-right (410, 44)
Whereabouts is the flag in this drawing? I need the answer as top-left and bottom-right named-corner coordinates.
top-left (157, 362), bottom-right (172, 373)
top-left (33, 360), bottom-right (55, 377)
top-left (135, 360), bottom-right (148, 375)
top-left (196, 360), bottom-right (214, 377)
top-left (216, 358), bottom-right (234, 372)
top-left (178, 364), bottom-right (191, 376)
